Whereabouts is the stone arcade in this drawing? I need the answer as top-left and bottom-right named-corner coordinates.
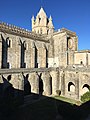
top-left (0, 7), bottom-right (90, 100)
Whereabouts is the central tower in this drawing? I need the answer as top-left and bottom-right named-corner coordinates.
top-left (31, 7), bottom-right (54, 34)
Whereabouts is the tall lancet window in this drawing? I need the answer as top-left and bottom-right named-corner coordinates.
top-left (33, 42), bottom-right (38, 68)
top-left (35, 46), bottom-right (38, 68)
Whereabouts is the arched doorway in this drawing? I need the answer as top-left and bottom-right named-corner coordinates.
top-left (68, 82), bottom-right (75, 92)
top-left (39, 73), bottom-right (43, 95)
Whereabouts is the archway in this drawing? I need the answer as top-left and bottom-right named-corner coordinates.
top-left (39, 73), bottom-right (43, 95)
top-left (50, 76), bottom-right (52, 95)
top-left (82, 84), bottom-right (90, 95)
top-left (24, 74), bottom-right (31, 96)
top-left (68, 82), bottom-right (75, 92)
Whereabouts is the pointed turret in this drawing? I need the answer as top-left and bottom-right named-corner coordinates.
top-left (31, 15), bottom-right (35, 31)
top-left (48, 15), bottom-right (54, 27)
top-left (31, 7), bottom-right (54, 34)
top-left (31, 15), bottom-right (35, 21)
top-left (48, 15), bottom-right (54, 34)
top-left (49, 15), bottom-right (52, 21)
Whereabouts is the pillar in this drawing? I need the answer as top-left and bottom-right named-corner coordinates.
top-left (42, 72), bottom-right (52, 96)
top-left (31, 42), bottom-right (35, 68)
top-left (17, 38), bottom-right (21, 68)
top-left (75, 72), bottom-right (79, 99)
top-left (38, 47), bottom-right (41, 68)
top-left (50, 70), bottom-right (59, 95)
top-left (60, 71), bottom-right (65, 95)
top-left (30, 72), bottom-right (39, 94)
top-left (34, 72), bottom-right (39, 94)
top-left (18, 73), bottom-right (24, 91)
top-left (41, 44), bottom-right (48, 68)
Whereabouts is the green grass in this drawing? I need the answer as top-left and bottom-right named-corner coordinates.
top-left (53, 96), bottom-right (81, 105)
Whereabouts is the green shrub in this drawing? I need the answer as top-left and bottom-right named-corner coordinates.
top-left (81, 91), bottom-right (90, 103)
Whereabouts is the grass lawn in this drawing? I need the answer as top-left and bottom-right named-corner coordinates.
top-left (53, 95), bottom-right (81, 105)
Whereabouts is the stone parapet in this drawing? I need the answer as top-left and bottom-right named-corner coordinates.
top-left (0, 22), bottom-right (49, 42)
top-left (53, 28), bottom-right (76, 37)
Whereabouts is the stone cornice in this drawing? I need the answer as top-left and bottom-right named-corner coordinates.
top-left (0, 67), bottom-right (59, 74)
top-left (0, 22), bottom-right (49, 43)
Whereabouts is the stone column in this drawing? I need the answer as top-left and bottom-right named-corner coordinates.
top-left (30, 72), bottom-right (39, 94)
top-left (60, 71), bottom-right (65, 95)
top-left (34, 72), bottom-right (39, 94)
top-left (75, 72), bottom-right (79, 99)
top-left (0, 35), bottom-right (2, 68)
top-left (38, 46), bottom-right (47, 68)
top-left (29, 73), bottom-right (35, 93)
top-left (16, 38), bottom-right (21, 68)
top-left (41, 45), bottom-right (47, 68)
top-left (42, 72), bottom-right (52, 96)
top-left (18, 73), bottom-right (24, 91)
top-left (38, 47), bottom-right (41, 68)
top-left (50, 70), bottom-right (59, 95)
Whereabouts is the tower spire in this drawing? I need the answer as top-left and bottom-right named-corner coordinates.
top-left (41, 0), bottom-right (43, 8)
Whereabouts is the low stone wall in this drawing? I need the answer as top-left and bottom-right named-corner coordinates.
top-left (0, 67), bottom-right (90, 100)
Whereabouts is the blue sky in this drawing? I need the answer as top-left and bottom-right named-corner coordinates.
top-left (0, 0), bottom-right (90, 50)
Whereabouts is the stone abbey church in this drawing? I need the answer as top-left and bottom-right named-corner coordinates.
top-left (0, 7), bottom-right (90, 100)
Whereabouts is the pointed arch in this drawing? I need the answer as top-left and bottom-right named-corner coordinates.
top-left (39, 73), bottom-right (43, 95)
top-left (68, 82), bottom-right (75, 92)
top-left (82, 84), bottom-right (90, 95)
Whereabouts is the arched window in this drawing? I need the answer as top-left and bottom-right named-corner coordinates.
top-left (35, 46), bottom-right (38, 68)
top-left (39, 17), bottom-right (41, 23)
top-left (80, 61), bottom-right (83, 64)
top-left (47, 29), bottom-right (49, 35)
top-left (6, 37), bottom-right (12, 48)
top-left (68, 82), bottom-right (75, 92)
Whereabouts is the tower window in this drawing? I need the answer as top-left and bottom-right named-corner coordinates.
top-left (80, 61), bottom-right (83, 64)
top-left (39, 17), bottom-right (41, 23)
